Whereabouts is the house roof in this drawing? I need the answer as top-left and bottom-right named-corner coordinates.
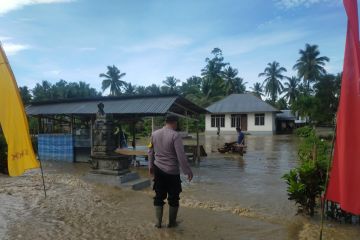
top-left (206, 94), bottom-right (279, 113)
top-left (276, 110), bottom-right (296, 120)
top-left (26, 95), bottom-right (208, 117)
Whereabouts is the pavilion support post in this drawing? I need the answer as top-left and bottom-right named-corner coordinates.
top-left (70, 115), bottom-right (74, 134)
top-left (38, 116), bottom-right (42, 134)
top-left (132, 121), bottom-right (136, 149)
top-left (90, 117), bottom-right (94, 156)
top-left (186, 111), bottom-right (189, 133)
top-left (70, 115), bottom-right (75, 162)
top-left (195, 120), bottom-right (200, 162)
top-left (151, 117), bottom-right (155, 133)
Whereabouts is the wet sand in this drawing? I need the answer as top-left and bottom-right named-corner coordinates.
top-left (1, 134), bottom-right (360, 240)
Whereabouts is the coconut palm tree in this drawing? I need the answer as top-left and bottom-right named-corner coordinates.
top-left (124, 82), bottom-right (136, 95)
top-left (146, 84), bottom-right (162, 95)
top-left (283, 76), bottom-right (300, 105)
top-left (162, 76), bottom-right (180, 94)
top-left (232, 77), bottom-right (247, 94)
top-left (136, 86), bottom-right (147, 95)
top-left (222, 66), bottom-right (238, 94)
top-left (258, 61), bottom-right (287, 103)
top-left (250, 82), bottom-right (263, 99)
top-left (32, 80), bottom-right (53, 101)
top-left (180, 76), bottom-right (202, 96)
top-left (293, 44), bottom-right (329, 91)
top-left (19, 86), bottom-right (32, 105)
top-left (201, 48), bottom-right (228, 98)
top-left (222, 66), bottom-right (247, 94)
top-left (99, 65), bottom-right (126, 96)
top-left (276, 98), bottom-right (288, 110)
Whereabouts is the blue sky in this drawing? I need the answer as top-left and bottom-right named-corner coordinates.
top-left (0, 0), bottom-right (350, 92)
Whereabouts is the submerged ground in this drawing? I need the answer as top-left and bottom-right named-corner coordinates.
top-left (1, 134), bottom-right (360, 240)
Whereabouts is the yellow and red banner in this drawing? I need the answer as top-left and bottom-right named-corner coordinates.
top-left (0, 44), bottom-right (39, 176)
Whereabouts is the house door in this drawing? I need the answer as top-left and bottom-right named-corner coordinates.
top-left (241, 114), bottom-right (248, 131)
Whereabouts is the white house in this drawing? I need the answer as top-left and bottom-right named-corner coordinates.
top-left (205, 94), bottom-right (279, 134)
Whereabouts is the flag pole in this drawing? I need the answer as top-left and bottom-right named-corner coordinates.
top-left (319, 123), bottom-right (337, 240)
top-left (38, 158), bottom-right (47, 198)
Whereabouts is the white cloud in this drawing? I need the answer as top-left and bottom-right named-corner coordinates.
top-left (0, 36), bottom-right (12, 41)
top-left (0, 0), bottom-right (73, 15)
top-left (2, 42), bottom-right (30, 55)
top-left (44, 69), bottom-right (61, 76)
top-left (1, 36), bottom-right (30, 55)
top-left (194, 29), bottom-right (309, 57)
top-left (78, 47), bottom-right (96, 52)
top-left (120, 36), bottom-right (192, 53)
top-left (257, 16), bottom-right (283, 29)
top-left (275, 0), bottom-right (338, 9)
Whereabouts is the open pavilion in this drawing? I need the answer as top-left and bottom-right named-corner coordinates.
top-left (25, 94), bottom-right (208, 163)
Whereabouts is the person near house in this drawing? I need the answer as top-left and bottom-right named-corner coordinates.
top-left (148, 114), bottom-right (193, 228)
top-left (236, 127), bottom-right (245, 156)
top-left (236, 127), bottom-right (245, 145)
top-left (217, 125), bottom-right (220, 136)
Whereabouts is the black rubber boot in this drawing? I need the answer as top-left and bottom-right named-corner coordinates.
top-left (167, 206), bottom-right (179, 228)
top-left (155, 206), bottom-right (163, 228)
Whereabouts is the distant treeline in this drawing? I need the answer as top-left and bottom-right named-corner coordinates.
top-left (20, 45), bottom-right (341, 125)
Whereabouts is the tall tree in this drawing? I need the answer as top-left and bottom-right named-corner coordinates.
top-left (32, 80), bottom-right (100, 101)
top-left (124, 82), bottom-right (136, 95)
top-left (180, 76), bottom-right (202, 96)
top-left (250, 82), bottom-right (263, 99)
top-left (162, 76), bottom-right (180, 94)
top-left (99, 65), bottom-right (126, 96)
top-left (76, 81), bottom-right (100, 97)
top-left (258, 61), bottom-right (287, 103)
top-left (276, 98), bottom-right (288, 110)
top-left (180, 76), bottom-right (204, 104)
top-left (222, 66), bottom-right (246, 94)
top-left (146, 84), bottom-right (162, 95)
top-left (19, 86), bottom-right (32, 105)
top-left (201, 48), bottom-right (228, 98)
top-left (293, 44), bottom-right (329, 91)
top-left (136, 86), bottom-right (147, 95)
top-left (52, 79), bottom-right (68, 99)
top-left (312, 74), bottom-right (340, 124)
top-left (32, 80), bottom-right (53, 101)
top-left (231, 77), bottom-right (247, 94)
top-left (283, 76), bottom-right (300, 106)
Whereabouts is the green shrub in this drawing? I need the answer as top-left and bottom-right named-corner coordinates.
top-left (283, 161), bottom-right (327, 216)
top-left (283, 130), bottom-right (330, 216)
top-left (295, 126), bottom-right (314, 137)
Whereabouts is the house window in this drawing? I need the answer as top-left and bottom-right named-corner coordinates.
top-left (231, 114), bottom-right (241, 128)
top-left (255, 113), bottom-right (265, 126)
top-left (211, 114), bottom-right (225, 128)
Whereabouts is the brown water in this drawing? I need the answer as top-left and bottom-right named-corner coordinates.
top-left (1, 134), bottom-right (360, 240)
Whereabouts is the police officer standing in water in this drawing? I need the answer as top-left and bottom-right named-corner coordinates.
top-left (148, 114), bottom-right (193, 228)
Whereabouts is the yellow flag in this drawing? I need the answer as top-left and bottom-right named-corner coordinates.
top-left (0, 44), bottom-right (39, 176)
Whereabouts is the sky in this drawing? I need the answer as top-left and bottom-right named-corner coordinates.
top-left (0, 0), bottom-right (351, 92)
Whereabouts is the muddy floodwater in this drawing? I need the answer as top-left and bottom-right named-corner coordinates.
top-left (1, 134), bottom-right (360, 240)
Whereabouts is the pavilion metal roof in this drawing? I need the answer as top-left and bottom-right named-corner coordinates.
top-left (26, 95), bottom-right (207, 117)
top-left (206, 93), bottom-right (279, 113)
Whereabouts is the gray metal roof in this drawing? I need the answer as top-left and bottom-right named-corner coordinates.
top-left (206, 94), bottom-right (279, 113)
top-left (26, 95), bottom-right (207, 116)
top-left (276, 110), bottom-right (296, 120)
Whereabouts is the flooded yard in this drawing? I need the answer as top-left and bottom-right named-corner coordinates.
top-left (1, 134), bottom-right (360, 239)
